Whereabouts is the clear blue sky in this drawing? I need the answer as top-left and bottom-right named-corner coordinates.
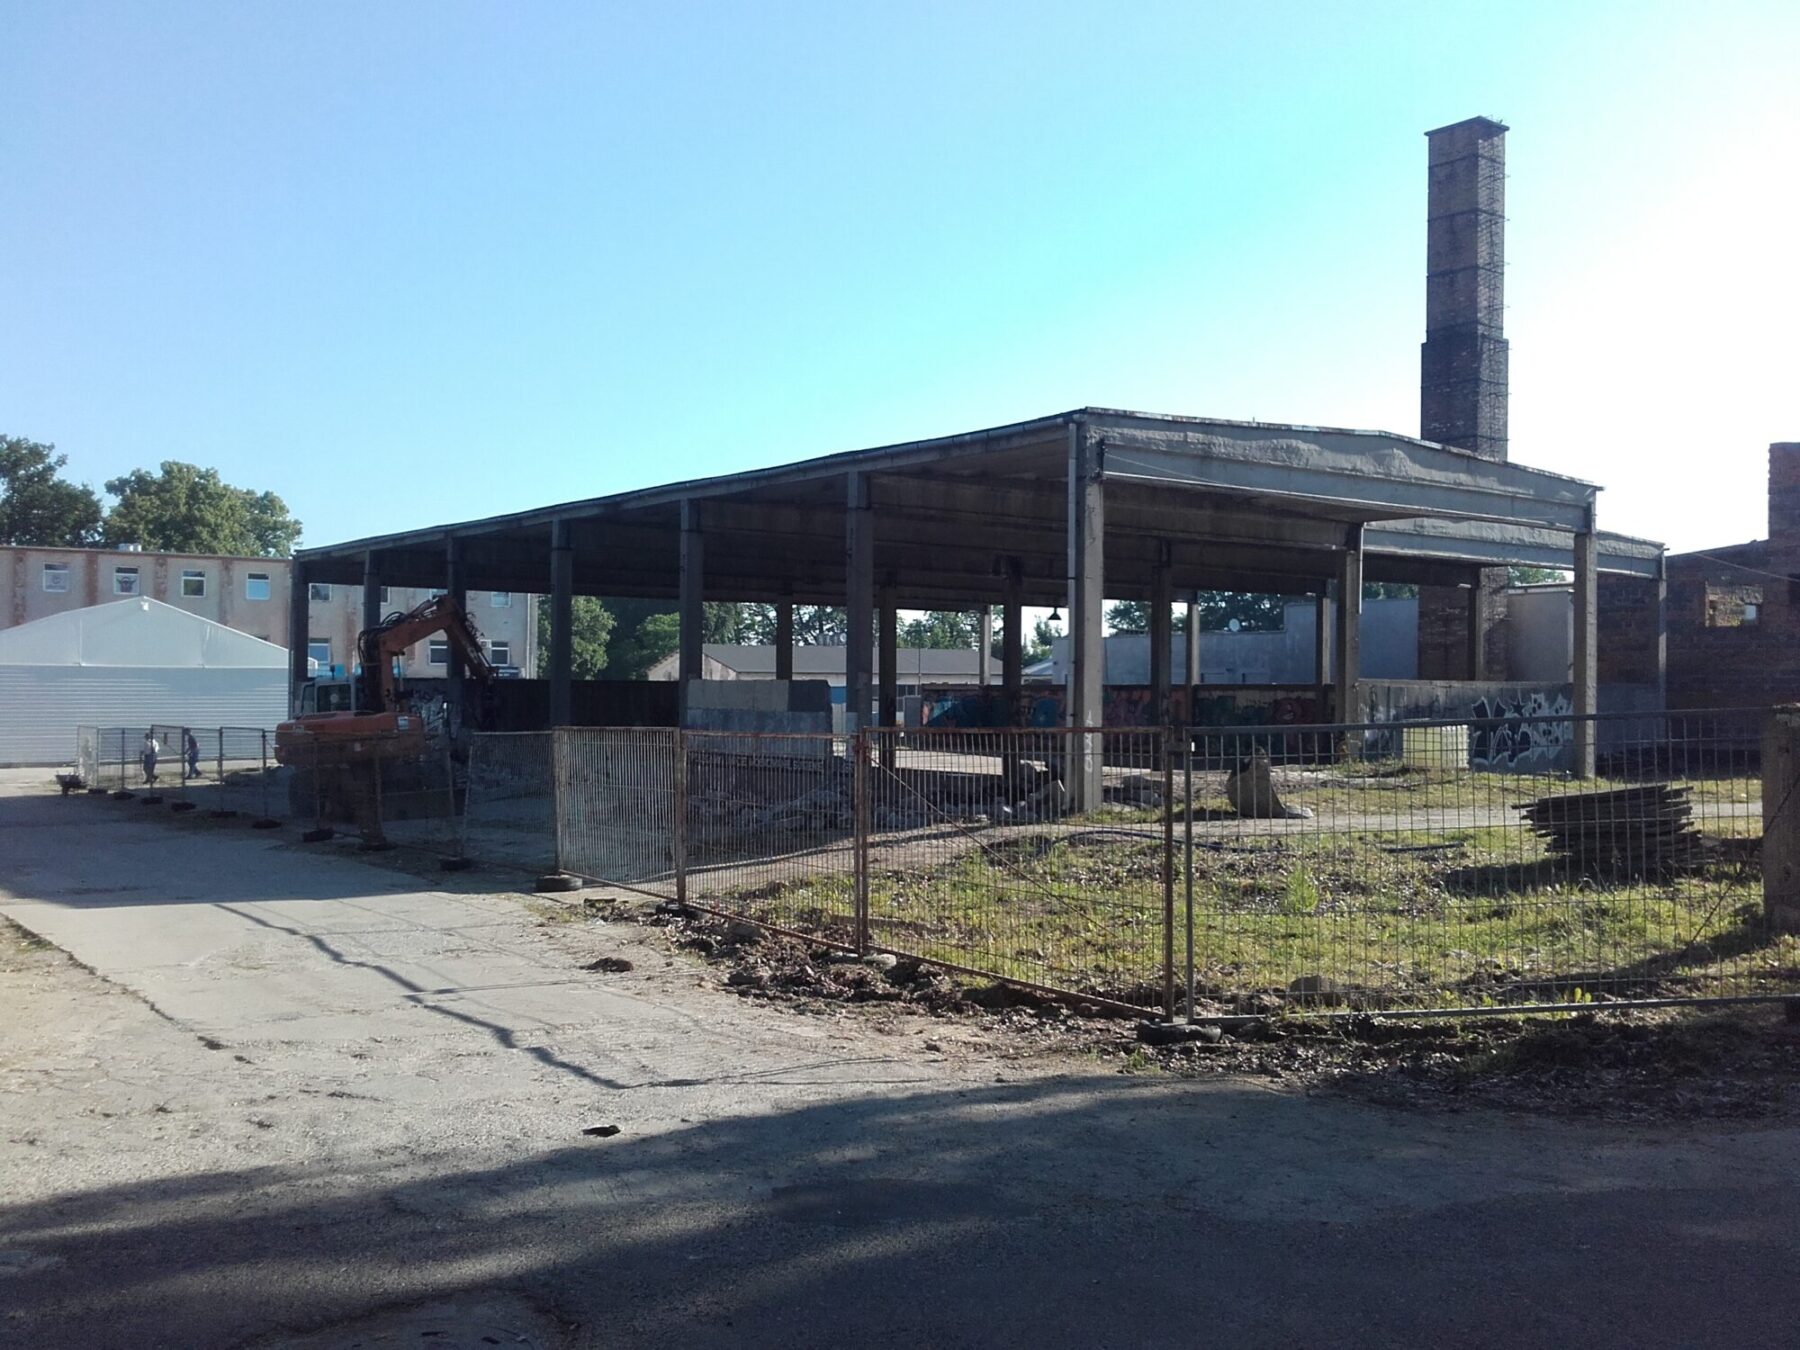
top-left (3, 2), bottom-right (1795, 556)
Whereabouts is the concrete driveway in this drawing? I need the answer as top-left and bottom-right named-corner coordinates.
top-left (2, 774), bottom-right (1796, 1348)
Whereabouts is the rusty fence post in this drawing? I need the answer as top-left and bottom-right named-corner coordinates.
top-left (1162, 726), bottom-right (1176, 1021)
top-left (673, 728), bottom-right (688, 905)
top-left (854, 729), bottom-right (870, 955)
top-left (1762, 706), bottom-right (1800, 936)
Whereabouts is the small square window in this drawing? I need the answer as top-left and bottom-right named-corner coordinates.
top-left (1744, 602), bottom-right (1760, 624)
top-left (380, 587), bottom-right (391, 603)
top-left (180, 569), bottom-right (206, 598)
top-left (245, 572), bottom-right (271, 601)
top-left (309, 582), bottom-right (332, 603)
top-left (490, 591), bottom-right (512, 608)
top-left (489, 641), bottom-right (511, 667)
top-left (427, 639), bottom-right (449, 666)
top-left (307, 639), bottom-right (331, 668)
top-left (41, 563), bottom-right (69, 593)
top-left (114, 567), bottom-right (140, 596)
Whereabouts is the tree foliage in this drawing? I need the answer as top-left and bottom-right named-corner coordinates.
top-left (102, 461), bottom-right (301, 557)
top-left (1107, 593), bottom-right (1290, 635)
top-left (0, 436), bottom-right (103, 547)
top-left (736, 604), bottom-right (848, 646)
top-left (536, 596), bottom-right (615, 680)
top-left (900, 610), bottom-right (978, 650)
top-left (598, 600), bottom-right (743, 680)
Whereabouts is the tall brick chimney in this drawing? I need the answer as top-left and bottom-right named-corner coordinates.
top-left (1421, 116), bottom-right (1509, 461)
top-left (1417, 117), bottom-right (1509, 679)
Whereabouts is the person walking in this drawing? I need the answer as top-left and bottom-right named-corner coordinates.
top-left (184, 730), bottom-right (201, 781)
top-left (141, 731), bottom-right (159, 786)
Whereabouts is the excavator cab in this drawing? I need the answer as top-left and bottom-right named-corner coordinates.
top-left (296, 680), bottom-right (356, 716)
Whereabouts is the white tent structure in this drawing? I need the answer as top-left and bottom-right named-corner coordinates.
top-left (0, 598), bottom-right (289, 765)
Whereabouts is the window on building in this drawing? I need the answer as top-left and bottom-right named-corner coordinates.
top-left (490, 591), bottom-right (512, 608)
top-left (41, 563), bottom-right (69, 593)
top-left (307, 639), bottom-right (332, 668)
top-left (309, 582), bottom-right (332, 603)
top-left (489, 641), bottom-right (511, 667)
top-left (180, 569), bottom-right (206, 598)
top-left (245, 572), bottom-right (271, 601)
top-left (427, 639), bottom-right (449, 665)
top-left (113, 567), bottom-right (140, 596)
top-left (428, 588), bottom-right (446, 599)
top-left (1705, 584), bottom-right (1762, 628)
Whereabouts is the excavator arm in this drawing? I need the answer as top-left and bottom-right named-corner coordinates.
top-left (356, 595), bottom-right (498, 713)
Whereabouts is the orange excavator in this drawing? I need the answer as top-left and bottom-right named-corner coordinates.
top-left (276, 594), bottom-right (498, 768)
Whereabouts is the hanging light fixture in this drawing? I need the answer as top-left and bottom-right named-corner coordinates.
top-left (1048, 605), bottom-right (1062, 624)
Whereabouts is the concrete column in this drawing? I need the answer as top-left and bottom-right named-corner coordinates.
top-left (361, 552), bottom-right (382, 635)
top-left (977, 605), bottom-right (994, 691)
top-left (774, 601), bottom-right (794, 683)
top-left (1001, 559), bottom-right (1023, 727)
top-left (361, 552), bottom-right (383, 708)
top-left (548, 520), bottom-right (573, 727)
top-left (1149, 544), bottom-right (1173, 728)
top-left (288, 563), bottom-right (310, 715)
top-left (1654, 552), bottom-right (1669, 707)
top-left (844, 472), bottom-right (874, 737)
top-left (1333, 530), bottom-right (1363, 726)
top-left (444, 537), bottom-right (466, 736)
top-left (1761, 707), bottom-right (1800, 935)
top-left (1573, 515), bottom-right (1598, 778)
top-left (878, 586), bottom-right (898, 766)
top-left (1184, 593), bottom-right (1200, 729)
top-left (1466, 582), bottom-right (1487, 680)
top-left (1314, 590), bottom-right (1331, 685)
top-left (1069, 421), bottom-right (1105, 810)
top-left (678, 501), bottom-right (704, 725)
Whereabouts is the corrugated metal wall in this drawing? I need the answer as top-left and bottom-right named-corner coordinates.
top-left (0, 667), bottom-right (288, 766)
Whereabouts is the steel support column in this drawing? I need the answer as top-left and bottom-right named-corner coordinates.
top-left (444, 537), bottom-right (468, 734)
top-left (977, 606), bottom-right (993, 690)
top-left (1184, 593), bottom-right (1200, 731)
top-left (1573, 513), bottom-right (1598, 778)
top-left (1069, 422), bottom-right (1105, 811)
top-left (1333, 530), bottom-right (1363, 726)
top-left (548, 520), bottom-right (573, 727)
top-left (1150, 542), bottom-right (1173, 728)
top-left (1466, 582), bottom-right (1487, 681)
top-left (878, 585), bottom-right (898, 767)
top-left (1002, 558), bottom-right (1024, 727)
top-left (288, 563), bottom-right (311, 716)
top-left (844, 472), bottom-right (874, 737)
top-left (774, 600), bottom-right (794, 683)
top-left (679, 500), bottom-right (704, 725)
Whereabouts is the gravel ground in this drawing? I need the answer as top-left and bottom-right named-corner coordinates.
top-left (4, 769), bottom-right (1800, 1349)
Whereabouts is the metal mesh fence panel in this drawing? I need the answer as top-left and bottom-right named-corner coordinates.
top-left (1180, 708), bottom-right (1784, 1015)
top-left (860, 727), bottom-right (1176, 1012)
top-left (679, 730), bottom-right (858, 943)
top-left (554, 727), bottom-right (681, 897)
top-left (460, 732), bottom-right (556, 872)
top-left (370, 742), bottom-right (460, 857)
top-left (74, 726), bottom-right (100, 786)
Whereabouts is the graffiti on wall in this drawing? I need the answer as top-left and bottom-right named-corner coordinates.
top-left (1468, 690), bottom-right (1574, 770)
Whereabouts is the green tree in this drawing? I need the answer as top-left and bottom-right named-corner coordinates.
top-left (1508, 566), bottom-right (1568, 586)
top-left (1108, 593), bottom-right (1290, 635)
top-left (736, 603), bottom-right (848, 646)
top-left (535, 596), bottom-right (615, 679)
top-left (900, 610), bottom-right (978, 649)
top-left (599, 600), bottom-right (743, 679)
top-left (102, 461), bottom-right (301, 556)
top-left (0, 436), bottom-right (103, 547)
top-left (1023, 616), bottom-right (1061, 666)
top-left (1363, 582), bottom-right (1419, 600)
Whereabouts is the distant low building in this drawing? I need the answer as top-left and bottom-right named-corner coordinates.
top-left (647, 643), bottom-right (991, 691)
top-left (0, 545), bottom-right (537, 680)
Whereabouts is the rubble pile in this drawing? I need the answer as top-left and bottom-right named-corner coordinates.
top-left (1516, 784), bottom-right (1705, 874)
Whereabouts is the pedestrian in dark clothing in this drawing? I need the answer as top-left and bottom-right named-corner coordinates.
top-left (185, 730), bottom-right (201, 780)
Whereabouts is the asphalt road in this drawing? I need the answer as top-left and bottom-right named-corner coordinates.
top-left (2, 773), bottom-right (1796, 1349)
